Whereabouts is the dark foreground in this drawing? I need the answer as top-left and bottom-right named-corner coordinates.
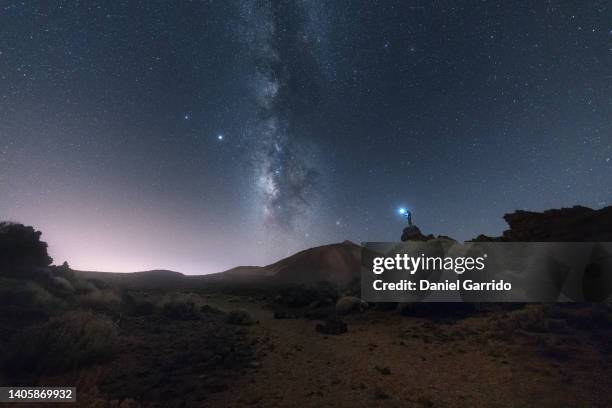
top-left (2, 280), bottom-right (612, 407)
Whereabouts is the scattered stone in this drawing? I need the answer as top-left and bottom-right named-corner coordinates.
top-left (274, 310), bottom-right (296, 319)
top-left (373, 388), bottom-right (390, 400)
top-left (248, 361), bottom-right (261, 369)
top-left (375, 366), bottom-right (391, 375)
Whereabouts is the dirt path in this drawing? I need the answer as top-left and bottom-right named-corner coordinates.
top-left (204, 296), bottom-right (612, 408)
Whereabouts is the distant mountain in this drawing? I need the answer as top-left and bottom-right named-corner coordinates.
top-left (199, 241), bottom-right (362, 285)
top-left (262, 240), bottom-right (361, 284)
top-left (75, 241), bottom-right (363, 288)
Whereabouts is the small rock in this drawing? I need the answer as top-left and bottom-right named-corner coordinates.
top-left (373, 388), bottom-right (390, 400)
top-left (375, 366), bottom-right (391, 375)
top-left (315, 317), bottom-right (348, 335)
top-left (274, 310), bottom-right (296, 319)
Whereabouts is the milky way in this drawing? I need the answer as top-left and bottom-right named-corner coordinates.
top-left (241, 1), bottom-right (323, 234)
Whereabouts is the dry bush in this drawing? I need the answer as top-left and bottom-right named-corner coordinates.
top-left (504, 306), bottom-right (548, 332)
top-left (489, 304), bottom-right (572, 340)
top-left (158, 294), bottom-right (200, 320)
top-left (200, 304), bottom-right (223, 315)
top-left (275, 282), bottom-right (339, 308)
top-left (157, 292), bottom-right (222, 320)
top-left (0, 278), bottom-right (65, 318)
top-left (4, 310), bottom-right (118, 375)
top-left (78, 289), bottom-right (122, 313)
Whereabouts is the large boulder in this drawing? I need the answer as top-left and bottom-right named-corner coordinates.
top-left (401, 225), bottom-right (431, 241)
top-left (335, 296), bottom-right (368, 315)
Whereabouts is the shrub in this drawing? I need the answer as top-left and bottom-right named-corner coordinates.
top-left (276, 282), bottom-right (339, 308)
top-left (78, 289), bottom-right (122, 314)
top-left (200, 304), bottom-right (223, 315)
top-left (4, 311), bottom-right (118, 375)
top-left (492, 305), bottom-right (568, 336)
top-left (159, 298), bottom-right (199, 320)
top-left (226, 310), bottom-right (254, 325)
top-left (0, 278), bottom-right (65, 319)
top-left (49, 276), bottom-right (75, 296)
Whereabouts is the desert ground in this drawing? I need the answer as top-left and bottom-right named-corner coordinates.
top-left (204, 296), bottom-right (612, 408)
top-left (7, 288), bottom-right (609, 408)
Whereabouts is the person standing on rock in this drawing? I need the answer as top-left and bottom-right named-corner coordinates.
top-left (399, 207), bottom-right (413, 227)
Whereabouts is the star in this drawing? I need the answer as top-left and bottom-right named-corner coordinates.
top-left (217, 134), bottom-right (224, 141)
top-left (183, 113), bottom-right (191, 120)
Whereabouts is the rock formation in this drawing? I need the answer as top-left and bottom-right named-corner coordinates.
top-left (472, 205), bottom-right (612, 242)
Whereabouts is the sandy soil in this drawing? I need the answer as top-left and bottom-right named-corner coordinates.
top-left (20, 295), bottom-right (612, 408)
top-left (205, 296), bottom-right (612, 408)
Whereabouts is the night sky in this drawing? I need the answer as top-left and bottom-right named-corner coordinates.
top-left (1, 1), bottom-right (611, 274)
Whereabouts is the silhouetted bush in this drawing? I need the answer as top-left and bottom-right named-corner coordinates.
top-left (4, 311), bottom-right (118, 375)
top-left (276, 281), bottom-right (339, 308)
top-left (0, 222), bottom-right (52, 277)
top-left (159, 297), bottom-right (199, 320)
top-left (78, 289), bottom-right (123, 315)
